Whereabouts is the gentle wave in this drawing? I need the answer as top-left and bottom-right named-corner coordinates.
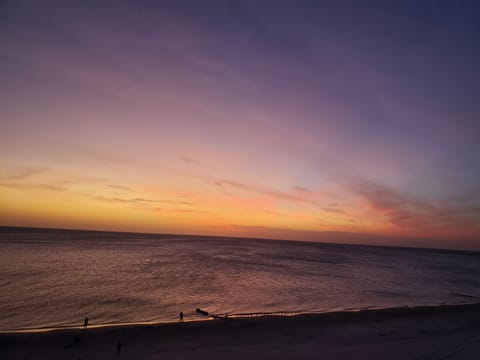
top-left (1, 227), bottom-right (480, 331)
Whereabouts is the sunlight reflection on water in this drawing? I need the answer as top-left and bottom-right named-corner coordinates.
top-left (1, 228), bottom-right (479, 330)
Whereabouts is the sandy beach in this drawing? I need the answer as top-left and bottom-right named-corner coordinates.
top-left (1, 303), bottom-right (479, 360)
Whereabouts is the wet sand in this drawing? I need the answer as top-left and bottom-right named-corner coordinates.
top-left (1, 303), bottom-right (479, 360)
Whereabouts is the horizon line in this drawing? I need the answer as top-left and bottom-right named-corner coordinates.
top-left (1, 224), bottom-right (479, 253)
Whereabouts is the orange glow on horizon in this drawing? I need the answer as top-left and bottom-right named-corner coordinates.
top-left (1, 170), bottom-right (479, 251)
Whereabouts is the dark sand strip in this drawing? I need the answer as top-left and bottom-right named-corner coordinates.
top-left (1, 303), bottom-right (479, 359)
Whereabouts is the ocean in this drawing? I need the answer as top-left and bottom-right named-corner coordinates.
top-left (1, 227), bottom-right (479, 331)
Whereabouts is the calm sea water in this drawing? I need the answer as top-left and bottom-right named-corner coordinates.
top-left (1, 227), bottom-right (479, 331)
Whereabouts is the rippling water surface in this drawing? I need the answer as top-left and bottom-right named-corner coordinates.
top-left (1, 227), bottom-right (479, 330)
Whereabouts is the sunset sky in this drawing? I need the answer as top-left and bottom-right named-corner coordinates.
top-left (1, 1), bottom-right (479, 250)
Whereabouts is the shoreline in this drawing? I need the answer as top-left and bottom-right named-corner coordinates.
top-left (2, 302), bottom-right (479, 359)
top-left (1, 301), bottom-right (479, 334)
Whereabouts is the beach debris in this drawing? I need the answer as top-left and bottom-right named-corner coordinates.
top-left (450, 292), bottom-right (474, 298)
top-left (196, 308), bottom-right (209, 316)
top-left (195, 308), bottom-right (227, 320)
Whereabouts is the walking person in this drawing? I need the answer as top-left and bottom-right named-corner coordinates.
top-left (117, 338), bottom-right (122, 357)
top-left (179, 311), bottom-right (184, 323)
top-left (83, 316), bottom-right (88, 329)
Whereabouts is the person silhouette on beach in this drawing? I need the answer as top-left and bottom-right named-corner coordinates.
top-left (83, 316), bottom-right (88, 329)
top-left (117, 338), bottom-right (122, 357)
top-left (179, 311), bottom-right (184, 323)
